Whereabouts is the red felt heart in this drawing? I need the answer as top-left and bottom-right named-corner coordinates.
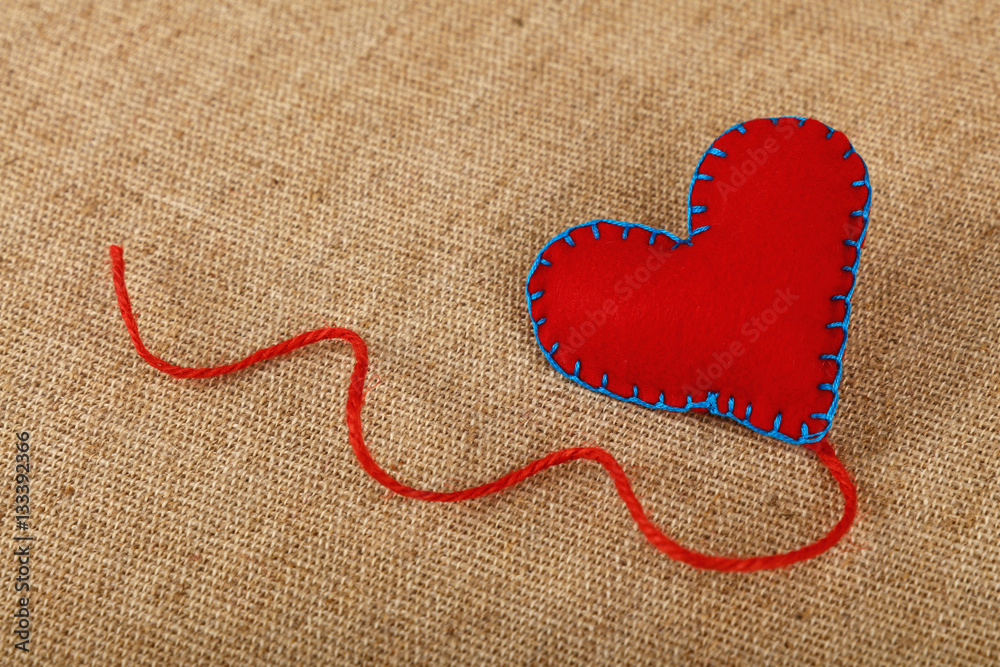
top-left (526, 117), bottom-right (871, 443)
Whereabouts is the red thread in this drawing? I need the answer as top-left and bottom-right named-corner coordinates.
top-left (109, 245), bottom-right (857, 572)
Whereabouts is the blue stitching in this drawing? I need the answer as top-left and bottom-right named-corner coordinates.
top-left (524, 117), bottom-right (873, 445)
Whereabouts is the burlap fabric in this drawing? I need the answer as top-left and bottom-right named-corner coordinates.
top-left (2, 1), bottom-right (998, 664)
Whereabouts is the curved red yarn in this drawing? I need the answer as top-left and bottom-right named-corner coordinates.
top-left (108, 245), bottom-right (857, 572)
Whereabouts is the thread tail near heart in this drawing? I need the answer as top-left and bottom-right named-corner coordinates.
top-left (107, 245), bottom-right (857, 571)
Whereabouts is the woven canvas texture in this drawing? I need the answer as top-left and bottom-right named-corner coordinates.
top-left (2, 1), bottom-right (998, 664)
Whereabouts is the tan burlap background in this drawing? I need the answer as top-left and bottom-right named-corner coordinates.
top-left (2, 1), bottom-right (999, 664)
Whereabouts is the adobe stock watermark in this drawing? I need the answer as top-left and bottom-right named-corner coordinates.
top-left (12, 430), bottom-right (32, 653)
top-left (680, 288), bottom-right (799, 398)
top-left (561, 280), bottom-right (799, 401)
top-left (558, 119), bottom-right (820, 361)
top-left (562, 241), bottom-right (674, 356)
top-left (715, 121), bottom-right (794, 202)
